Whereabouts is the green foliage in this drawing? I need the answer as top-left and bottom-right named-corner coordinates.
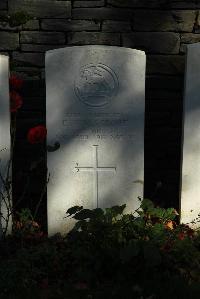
top-left (0, 198), bottom-right (200, 298)
top-left (139, 198), bottom-right (177, 221)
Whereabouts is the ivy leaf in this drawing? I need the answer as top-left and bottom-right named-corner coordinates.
top-left (141, 199), bottom-right (154, 212)
top-left (66, 206), bottom-right (83, 217)
top-left (72, 209), bottom-right (93, 220)
top-left (71, 220), bottom-right (86, 232)
top-left (106, 204), bottom-right (126, 218)
top-left (90, 208), bottom-right (104, 219)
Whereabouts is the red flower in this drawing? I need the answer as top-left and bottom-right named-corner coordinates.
top-left (178, 232), bottom-right (185, 241)
top-left (10, 91), bottom-right (23, 112)
top-left (9, 75), bottom-right (23, 90)
top-left (27, 125), bottom-right (47, 144)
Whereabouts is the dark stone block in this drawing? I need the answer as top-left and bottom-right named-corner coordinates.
top-left (122, 32), bottom-right (180, 54)
top-left (8, 0), bottom-right (71, 18)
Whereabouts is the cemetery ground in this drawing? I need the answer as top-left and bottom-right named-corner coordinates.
top-left (1, 198), bottom-right (200, 299)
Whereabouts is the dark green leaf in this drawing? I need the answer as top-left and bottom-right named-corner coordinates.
top-left (91, 208), bottom-right (104, 219)
top-left (66, 206), bottom-right (83, 217)
top-left (72, 209), bottom-right (93, 220)
top-left (141, 199), bottom-right (154, 212)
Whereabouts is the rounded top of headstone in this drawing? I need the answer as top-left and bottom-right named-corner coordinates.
top-left (45, 45), bottom-right (146, 57)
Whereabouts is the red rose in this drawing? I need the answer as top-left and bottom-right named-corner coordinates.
top-left (27, 125), bottom-right (47, 144)
top-left (10, 91), bottom-right (23, 112)
top-left (9, 75), bottom-right (23, 90)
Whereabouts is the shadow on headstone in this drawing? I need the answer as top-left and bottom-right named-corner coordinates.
top-left (46, 45), bottom-right (146, 236)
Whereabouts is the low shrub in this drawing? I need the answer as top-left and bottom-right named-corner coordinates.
top-left (0, 198), bottom-right (200, 299)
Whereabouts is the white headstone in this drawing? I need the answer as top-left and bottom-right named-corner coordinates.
top-left (181, 43), bottom-right (200, 227)
top-left (46, 46), bottom-right (146, 236)
top-left (0, 55), bottom-right (11, 238)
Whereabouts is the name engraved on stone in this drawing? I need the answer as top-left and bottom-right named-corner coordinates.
top-left (75, 145), bottom-right (116, 208)
top-left (74, 64), bottom-right (119, 107)
top-left (62, 113), bottom-right (129, 131)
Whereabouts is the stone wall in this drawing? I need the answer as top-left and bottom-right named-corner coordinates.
top-left (1, 0), bottom-right (200, 227)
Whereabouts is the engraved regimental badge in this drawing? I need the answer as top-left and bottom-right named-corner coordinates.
top-left (74, 63), bottom-right (119, 108)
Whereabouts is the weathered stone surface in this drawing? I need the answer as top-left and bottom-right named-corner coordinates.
top-left (22, 20), bottom-right (39, 30)
top-left (21, 44), bottom-right (65, 52)
top-left (46, 46), bottom-right (145, 236)
top-left (102, 20), bottom-right (131, 32)
top-left (181, 43), bottom-right (200, 228)
top-left (181, 33), bottom-right (200, 43)
top-left (147, 55), bottom-right (185, 75)
top-left (134, 10), bottom-right (196, 32)
top-left (41, 19), bottom-right (100, 31)
top-left (0, 32), bottom-right (19, 50)
top-left (0, 55), bottom-right (12, 238)
top-left (13, 52), bottom-right (45, 66)
top-left (72, 7), bottom-right (133, 20)
top-left (74, 0), bottom-right (105, 7)
top-left (68, 32), bottom-right (120, 45)
top-left (122, 32), bottom-right (180, 54)
top-left (8, 0), bottom-right (71, 18)
top-left (20, 31), bottom-right (65, 44)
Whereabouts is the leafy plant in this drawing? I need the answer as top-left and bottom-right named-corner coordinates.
top-left (1, 197), bottom-right (200, 298)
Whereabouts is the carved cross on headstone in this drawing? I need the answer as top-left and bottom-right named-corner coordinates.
top-left (75, 145), bottom-right (116, 208)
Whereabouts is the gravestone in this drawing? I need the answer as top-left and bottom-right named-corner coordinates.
top-left (46, 46), bottom-right (146, 236)
top-left (181, 43), bottom-right (200, 228)
top-left (0, 55), bottom-right (11, 238)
